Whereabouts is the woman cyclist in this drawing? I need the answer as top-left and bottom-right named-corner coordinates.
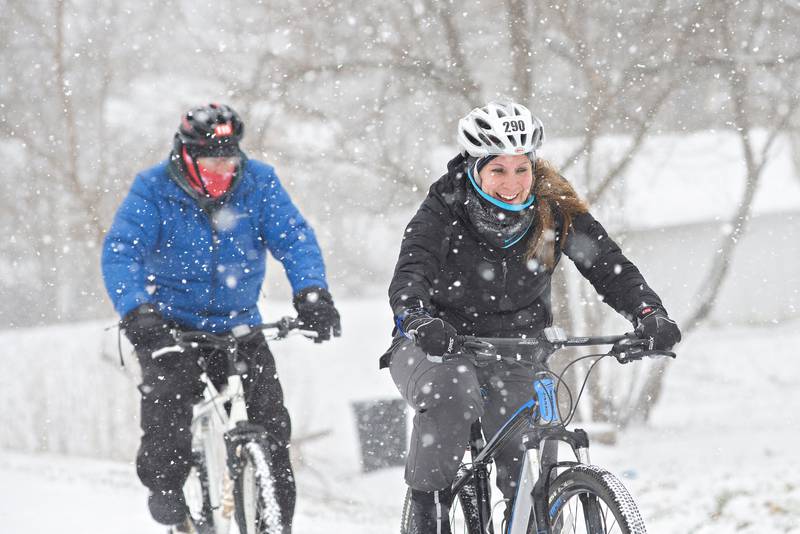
top-left (382, 100), bottom-right (681, 533)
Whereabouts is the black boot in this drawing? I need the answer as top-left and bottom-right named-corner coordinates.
top-left (148, 489), bottom-right (188, 525)
top-left (410, 487), bottom-right (453, 534)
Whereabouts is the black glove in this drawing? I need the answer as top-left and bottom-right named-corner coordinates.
top-left (402, 307), bottom-right (459, 357)
top-left (293, 286), bottom-right (341, 343)
top-left (121, 304), bottom-right (178, 363)
top-left (635, 305), bottom-right (681, 351)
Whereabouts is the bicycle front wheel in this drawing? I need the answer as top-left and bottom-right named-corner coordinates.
top-left (234, 441), bottom-right (284, 534)
top-left (184, 451), bottom-right (214, 532)
top-left (185, 414), bottom-right (229, 534)
top-left (542, 465), bottom-right (646, 534)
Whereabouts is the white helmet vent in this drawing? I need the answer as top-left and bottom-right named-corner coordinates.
top-left (457, 100), bottom-right (544, 158)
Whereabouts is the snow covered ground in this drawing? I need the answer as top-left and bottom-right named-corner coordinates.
top-left (1, 316), bottom-right (799, 533)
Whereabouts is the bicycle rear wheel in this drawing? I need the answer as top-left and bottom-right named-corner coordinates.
top-left (400, 467), bottom-right (483, 534)
top-left (541, 464), bottom-right (646, 534)
top-left (234, 441), bottom-right (284, 534)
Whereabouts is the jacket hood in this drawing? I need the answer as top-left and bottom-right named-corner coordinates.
top-left (430, 153), bottom-right (470, 215)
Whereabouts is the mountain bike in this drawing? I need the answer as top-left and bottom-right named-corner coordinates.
top-left (400, 326), bottom-right (676, 534)
top-left (153, 317), bottom-right (313, 534)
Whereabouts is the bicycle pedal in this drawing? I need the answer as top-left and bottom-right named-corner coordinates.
top-left (168, 516), bottom-right (198, 534)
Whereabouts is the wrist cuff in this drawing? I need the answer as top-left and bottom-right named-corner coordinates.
top-left (121, 303), bottom-right (161, 327)
top-left (636, 304), bottom-right (665, 319)
top-left (395, 305), bottom-right (429, 339)
top-left (293, 286), bottom-right (333, 308)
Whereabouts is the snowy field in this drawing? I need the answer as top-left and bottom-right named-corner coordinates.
top-left (1, 305), bottom-right (799, 533)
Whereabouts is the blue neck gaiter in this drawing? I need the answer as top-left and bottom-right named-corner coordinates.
top-left (464, 159), bottom-right (536, 249)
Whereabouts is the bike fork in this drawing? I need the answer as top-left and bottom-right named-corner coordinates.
top-left (507, 436), bottom-right (541, 534)
top-left (507, 438), bottom-right (564, 534)
top-left (470, 422), bottom-right (496, 534)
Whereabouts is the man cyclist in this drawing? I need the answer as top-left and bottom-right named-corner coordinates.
top-left (101, 103), bottom-right (340, 533)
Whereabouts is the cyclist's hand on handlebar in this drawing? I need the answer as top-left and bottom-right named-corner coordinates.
top-left (635, 305), bottom-right (681, 351)
top-left (293, 286), bottom-right (342, 343)
top-left (612, 335), bottom-right (676, 363)
top-left (120, 304), bottom-right (181, 365)
top-left (401, 308), bottom-right (459, 357)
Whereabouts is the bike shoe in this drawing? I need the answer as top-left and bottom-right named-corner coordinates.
top-left (148, 489), bottom-right (188, 525)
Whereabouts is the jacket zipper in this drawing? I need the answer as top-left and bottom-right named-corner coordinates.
top-left (500, 258), bottom-right (509, 334)
top-left (210, 226), bottom-right (219, 311)
top-left (203, 207), bottom-right (219, 323)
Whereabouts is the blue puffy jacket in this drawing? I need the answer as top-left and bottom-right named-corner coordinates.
top-left (101, 157), bottom-right (328, 333)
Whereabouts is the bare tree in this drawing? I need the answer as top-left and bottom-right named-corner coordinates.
top-left (623, 0), bottom-right (800, 425)
top-left (531, 0), bottom-right (799, 429)
top-left (0, 0), bottom-right (192, 324)
top-left (525, 0), bottom-right (702, 430)
top-left (2, 0), bottom-right (795, 387)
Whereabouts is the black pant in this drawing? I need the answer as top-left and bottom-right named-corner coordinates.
top-left (136, 334), bottom-right (295, 528)
top-left (389, 337), bottom-right (537, 499)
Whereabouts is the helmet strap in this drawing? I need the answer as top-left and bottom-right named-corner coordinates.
top-left (181, 146), bottom-right (211, 196)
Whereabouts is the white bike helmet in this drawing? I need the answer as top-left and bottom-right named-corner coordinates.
top-left (457, 100), bottom-right (544, 158)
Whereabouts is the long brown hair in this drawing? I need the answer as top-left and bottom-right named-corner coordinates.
top-left (526, 159), bottom-right (588, 269)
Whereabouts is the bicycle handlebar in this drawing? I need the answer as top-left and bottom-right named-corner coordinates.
top-left (441, 326), bottom-right (676, 367)
top-left (150, 316), bottom-right (316, 359)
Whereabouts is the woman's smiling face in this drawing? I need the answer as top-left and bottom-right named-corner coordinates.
top-left (476, 154), bottom-right (534, 204)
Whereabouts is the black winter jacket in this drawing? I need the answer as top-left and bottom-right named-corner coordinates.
top-left (383, 155), bottom-right (663, 366)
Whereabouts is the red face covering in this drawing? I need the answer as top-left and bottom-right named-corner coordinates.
top-left (197, 164), bottom-right (235, 198)
top-left (182, 147), bottom-right (238, 198)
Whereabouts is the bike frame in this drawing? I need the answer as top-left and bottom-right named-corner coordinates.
top-left (450, 384), bottom-right (590, 534)
top-left (193, 369), bottom-right (245, 431)
top-left (181, 319), bottom-right (313, 534)
top-left (449, 332), bottom-right (632, 534)
top-left (187, 345), bottom-right (252, 534)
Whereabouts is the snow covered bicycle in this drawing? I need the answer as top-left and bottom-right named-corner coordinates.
top-left (400, 327), bottom-right (676, 534)
top-left (155, 317), bottom-right (313, 534)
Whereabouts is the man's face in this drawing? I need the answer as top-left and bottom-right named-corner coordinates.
top-left (197, 156), bottom-right (239, 176)
top-left (195, 156), bottom-right (239, 198)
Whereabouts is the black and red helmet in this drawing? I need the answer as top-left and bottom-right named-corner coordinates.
top-left (174, 103), bottom-right (244, 154)
top-left (171, 103), bottom-right (245, 201)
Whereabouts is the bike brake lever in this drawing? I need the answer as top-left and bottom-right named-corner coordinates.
top-left (645, 350), bottom-right (677, 360)
top-left (462, 339), bottom-right (496, 354)
top-left (151, 344), bottom-right (186, 359)
top-left (610, 336), bottom-right (649, 364)
top-left (435, 339), bottom-right (497, 366)
top-left (614, 349), bottom-right (641, 364)
top-left (262, 326), bottom-right (318, 341)
top-left (460, 339), bottom-right (498, 366)
top-left (615, 348), bottom-right (677, 364)
top-left (298, 329), bottom-right (319, 340)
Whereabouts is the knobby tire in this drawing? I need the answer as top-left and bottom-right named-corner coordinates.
top-left (234, 441), bottom-right (283, 534)
top-left (184, 452), bottom-right (215, 532)
top-left (538, 464), bottom-right (646, 534)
